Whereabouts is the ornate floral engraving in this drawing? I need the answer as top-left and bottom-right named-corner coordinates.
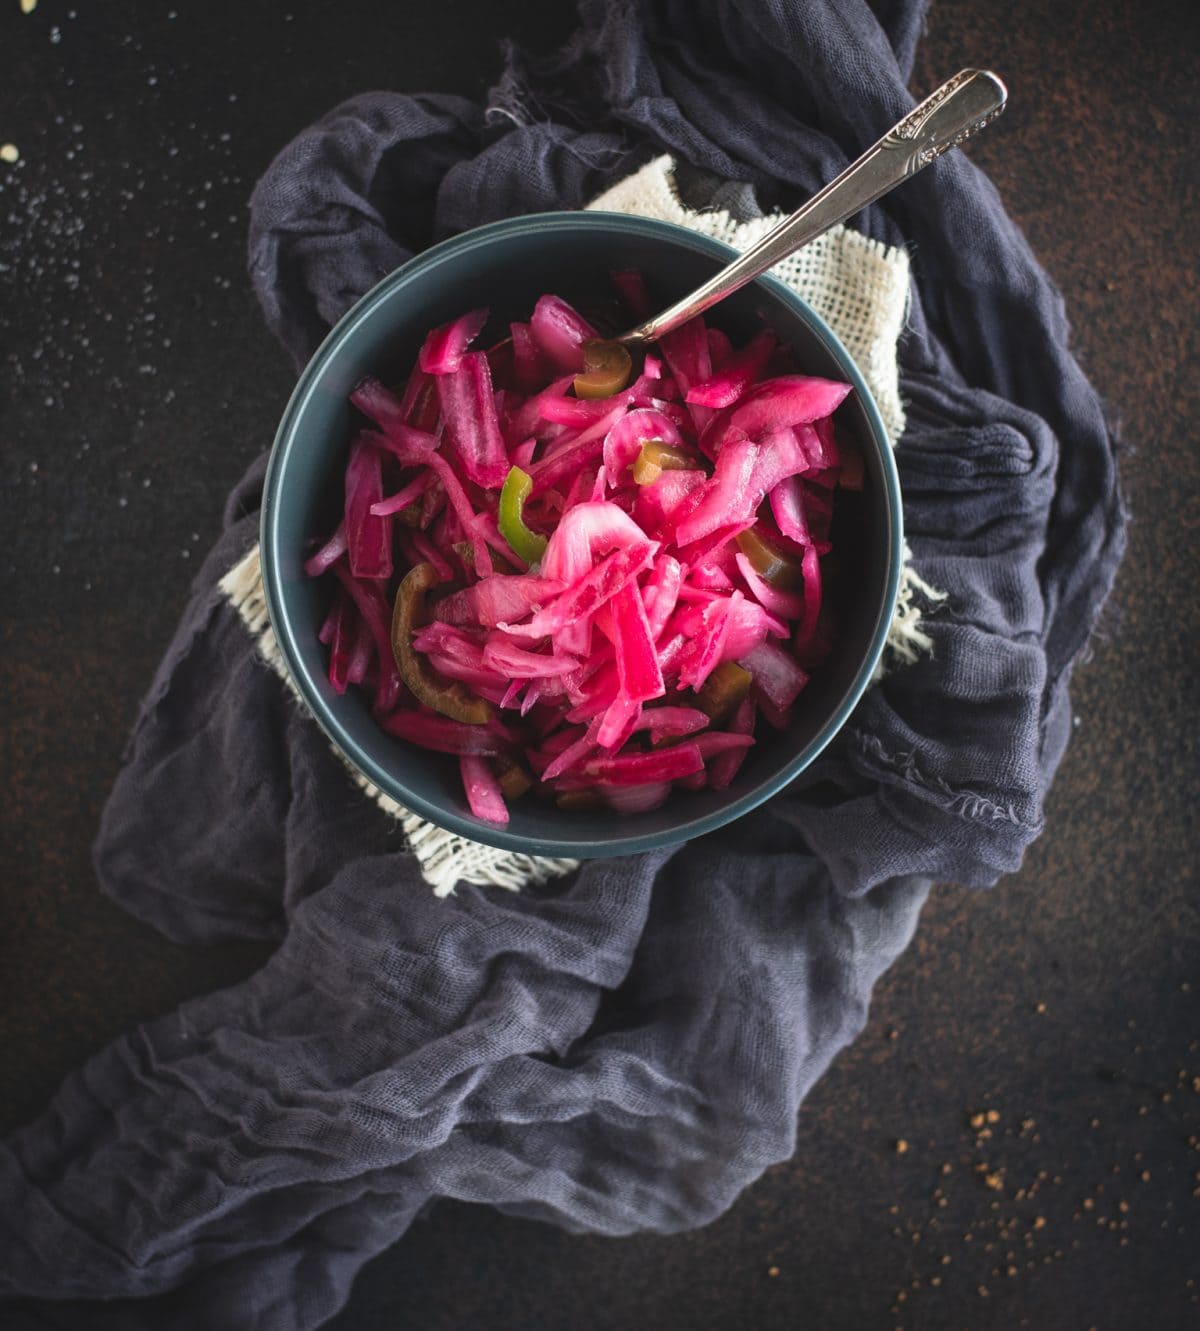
top-left (883, 70), bottom-right (1007, 175)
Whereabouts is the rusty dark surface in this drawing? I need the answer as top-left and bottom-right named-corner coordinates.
top-left (1, 2), bottom-right (1197, 1328)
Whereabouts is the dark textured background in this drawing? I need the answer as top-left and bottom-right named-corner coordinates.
top-left (2, 2), bottom-right (1197, 1327)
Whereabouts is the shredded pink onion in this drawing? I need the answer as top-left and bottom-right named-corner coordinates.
top-left (708, 697), bottom-right (757, 790)
top-left (739, 640), bottom-right (811, 711)
top-left (309, 282), bottom-right (856, 821)
top-left (686, 328), bottom-right (777, 409)
top-left (370, 471), bottom-right (433, 519)
top-left (530, 295), bottom-right (597, 373)
top-left (734, 551), bottom-right (806, 621)
top-left (459, 755), bottom-right (509, 824)
top-left (305, 522), bottom-right (348, 578)
top-left (419, 307), bottom-right (488, 376)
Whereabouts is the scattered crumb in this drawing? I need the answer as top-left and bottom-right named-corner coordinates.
top-left (1033, 1216), bottom-right (1046, 1230)
top-left (940, 1162), bottom-right (953, 1175)
top-left (767, 1265), bottom-right (780, 1278)
top-left (1035, 1001), bottom-right (1047, 1013)
top-left (1141, 1170), bottom-right (1151, 1182)
top-left (986, 1110), bottom-right (1000, 1124)
top-left (894, 1138), bottom-right (909, 1154)
top-left (0, 143), bottom-right (19, 163)
top-left (21, 0), bottom-right (38, 13)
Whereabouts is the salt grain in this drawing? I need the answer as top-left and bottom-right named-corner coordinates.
top-left (0, 144), bottom-right (19, 164)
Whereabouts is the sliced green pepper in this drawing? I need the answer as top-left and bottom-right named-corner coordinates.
top-left (695, 661), bottom-right (753, 723)
top-left (496, 760), bottom-right (533, 802)
top-left (498, 465), bottom-right (548, 565)
top-left (573, 339), bottom-right (633, 399)
top-left (453, 539), bottom-right (518, 577)
top-left (735, 528), bottom-right (805, 592)
top-left (391, 562), bottom-right (492, 725)
top-left (632, 440), bottom-right (696, 486)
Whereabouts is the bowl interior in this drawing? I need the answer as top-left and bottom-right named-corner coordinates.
top-left (263, 213), bottom-right (899, 857)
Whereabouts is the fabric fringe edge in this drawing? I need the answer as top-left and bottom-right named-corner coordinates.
top-left (876, 542), bottom-right (948, 677)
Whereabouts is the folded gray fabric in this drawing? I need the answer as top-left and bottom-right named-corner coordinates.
top-left (0, 2), bottom-right (1124, 1328)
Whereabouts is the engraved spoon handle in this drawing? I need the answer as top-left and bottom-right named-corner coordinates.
top-left (618, 69), bottom-right (1007, 346)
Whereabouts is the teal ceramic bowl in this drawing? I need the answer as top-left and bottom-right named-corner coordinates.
top-left (261, 212), bottom-right (902, 858)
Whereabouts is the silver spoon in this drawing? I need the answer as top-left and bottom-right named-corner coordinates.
top-left (616, 69), bottom-right (1007, 348)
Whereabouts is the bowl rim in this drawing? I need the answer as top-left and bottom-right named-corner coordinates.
top-left (261, 210), bottom-right (903, 858)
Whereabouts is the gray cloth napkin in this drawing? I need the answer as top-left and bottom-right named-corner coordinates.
top-left (0, 3), bottom-right (1124, 1328)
